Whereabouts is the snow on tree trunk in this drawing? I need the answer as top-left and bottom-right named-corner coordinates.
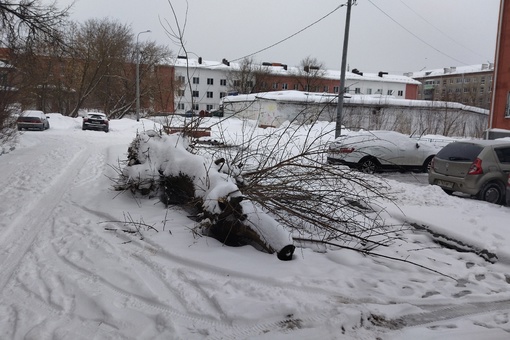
top-left (117, 130), bottom-right (295, 260)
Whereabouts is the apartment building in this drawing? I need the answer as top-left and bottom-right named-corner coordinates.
top-left (172, 57), bottom-right (420, 114)
top-left (407, 64), bottom-right (494, 110)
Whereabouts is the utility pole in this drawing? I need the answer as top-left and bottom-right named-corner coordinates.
top-left (335, 0), bottom-right (354, 138)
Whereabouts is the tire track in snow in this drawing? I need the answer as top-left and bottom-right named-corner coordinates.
top-left (0, 146), bottom-right (91, 292)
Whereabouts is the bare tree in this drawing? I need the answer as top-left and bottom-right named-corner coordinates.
top-left (65, 18), bottom-right (132, 117)
top-left (0, 0), bottom-right (69, 151)
top-left (226, 57), bottom-right (272, 94)
top-left (0, 0), bottom-right (69, 48)
top-left (293, 56), bottom-right (326, 92)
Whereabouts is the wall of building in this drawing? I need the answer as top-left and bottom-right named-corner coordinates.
top-left (491, 0), bottom-right (510, 131)
top-left (409, 65), bottom-right (494, 110)
top-left (171, 59), bottom-right (420, 114)
top-left (223, 92), bottom-right (488, 138)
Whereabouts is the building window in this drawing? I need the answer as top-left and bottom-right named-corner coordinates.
top-left (355, 88), bottom-right (361, 94)
top-left (464, 88), bottom-right (469, 93)
top-left (233, 80), bottom-right (241, 87)
top-left (294, 84), bottom-right (299, 90)
top-left (333, 86), bottom-right (339, 93)
top-left (193, 77), bottom-right (199, 84)
top-left (207, 104), bottom-right (214, 111)
top-left (178, 89), bottom-right (185, 96)
top-left (481, 77), bottom-right (486, 84)
top-left (282, 83), bottom-right (288, 90)
top-left (220, 92), bottom-right (226, 98)
top-left (246, 81), bottom-right (254, 88)
top-left (192, 90), bottom-right (199, 97)
top-left (449, 79), bottom-right (454, 84)
top-left (272, 82), bottom-right (278, 89)
top-left (387, 90), bottom-right (393, 95)
top-left (456, 78), bottom-right (462, 83)
top-left (178, 75), bottom-right (185, 83)
top-left (207, 78), bottom-right (214, 85)
top-left (480, 88), bottom-right (485, 94)
top-left (398, 90), bottom-right (403, 96)
top-left (304, 85), bottom-right (309, 91)
top-left (366, 88), bottom-right (372, 94)
top-left (323, 86), bottom-right (329, 92)
top-left (207, 91), bottom-right (213, 98)
top-left (192, 103), bottom-right (199, 110)
top-left (220, 79), bottom-right (227, 86)
top-left (443, 80), bottom-right (447, 85)
top-left (177, 103), bottom-right (184, 110)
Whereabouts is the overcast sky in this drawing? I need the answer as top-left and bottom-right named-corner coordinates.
top-left (56, 0), bottom-right (500, 75)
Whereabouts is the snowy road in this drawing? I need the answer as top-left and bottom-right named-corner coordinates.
top-left (1, 115), bottom-right (510, 339)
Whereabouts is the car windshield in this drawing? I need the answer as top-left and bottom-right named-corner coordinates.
top-left (436, 143), bottom-right (483, 162)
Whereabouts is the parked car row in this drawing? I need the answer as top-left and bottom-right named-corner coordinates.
top-left (17, 111), bottom-right (111, 133)
top-left (328, 130), bottom-right (510, 206)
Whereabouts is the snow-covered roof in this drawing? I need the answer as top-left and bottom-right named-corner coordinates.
top-left (170, 58), bottom-right (420, 85)
top-left (222, 90), bottom-right (489, 115)
top-left (406, 63), bottom-right (494, 79)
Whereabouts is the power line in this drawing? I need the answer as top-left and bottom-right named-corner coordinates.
top-left (367, 0), bottom-right (469, 66)
top-left (230, 3), bottom-right (347, 63)
top-left (398, 0), bottom-right (490, 61)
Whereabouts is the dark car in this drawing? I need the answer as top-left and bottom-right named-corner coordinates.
top-left (17, 110), bottom-right (50, 131)
top-left (429, 140), bottom-right (510, 204)
top-left (82, 113), bottom-right (109, 132)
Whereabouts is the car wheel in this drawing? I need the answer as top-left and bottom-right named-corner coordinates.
top-left (40, 126), bottom-right (45, 131)
top-left (442, 188), bottom-right (454, 195)
top-left (82, 125), bottom-right (86, 130)
top-left (358, 157), bottom-right (379, 174)
top-left (18, 126), bottom-right (22, 131)
top-left (477, 181), bottom-right (505, 205)
top-left (422, 156), bottom-right (434, 173)
top-left (104, 128), bottom-right (109, 133)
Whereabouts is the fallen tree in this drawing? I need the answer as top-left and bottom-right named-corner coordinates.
top-left (115, 129), bottom-right (295, 260)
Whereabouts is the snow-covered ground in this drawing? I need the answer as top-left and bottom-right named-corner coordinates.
top-left (0, 114), bottom-right (509, 339)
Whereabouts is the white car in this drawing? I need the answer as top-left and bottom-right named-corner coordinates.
top-left (327, 130), bottom-right (441, 173)
top-left (17, 110), bottom-right (50, 131)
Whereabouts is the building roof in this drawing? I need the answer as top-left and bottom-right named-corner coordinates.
top-left (406, 63), bottom-right (494, 79)
top-left (170, 58), bottom-right (420, 85)
top-left (222, 90), bottom-right (488, 115)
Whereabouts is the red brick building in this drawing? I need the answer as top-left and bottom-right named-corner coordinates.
top-left (490, 0), bottom-right (510, 132)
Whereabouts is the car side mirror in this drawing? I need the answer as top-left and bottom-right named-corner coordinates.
top-left (415, 143), bottom-right (420, 149)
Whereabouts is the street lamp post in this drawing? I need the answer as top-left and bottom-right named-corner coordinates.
top-left (136, 30), bottom-right (151, 122)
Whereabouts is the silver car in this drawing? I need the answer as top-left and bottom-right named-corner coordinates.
top-left (327, 130), bottom-right (440, 173)
top-left (17, 110), bottom-right (50, 131)
top-left (429, 140), bottom-right (510, 204)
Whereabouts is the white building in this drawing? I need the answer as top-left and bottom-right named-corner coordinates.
top-left (171, 58), bottom-right (420, 115)
top-left (221, 90), bottom-right (488, 137)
